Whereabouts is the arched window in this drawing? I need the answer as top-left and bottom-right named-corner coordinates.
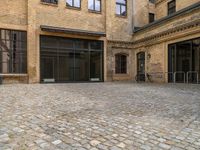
top-left (115, 54), bottom-right (127, 74)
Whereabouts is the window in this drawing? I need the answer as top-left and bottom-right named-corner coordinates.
top-left (115, 54), bottom-right (127, 74)
top-left (41, 0), bottom-right (58, 4)
top-left (88, 0), bottom-right (101, 12)
top-left (66, 0), bottom-right (81, 8)
top-left (149, 0), bottom-right (155, 3)
top-left (168, 0), bottom-right (176, 15)
top-left (116, 0), bottom-right (127, 16)
top-left (0, 29), bottom-right (27, 74)
top-left (149, 13), bottom-right (155, 23)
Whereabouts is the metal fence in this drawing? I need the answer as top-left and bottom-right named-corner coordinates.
top-left (135, 71), bottom-right (199, 84)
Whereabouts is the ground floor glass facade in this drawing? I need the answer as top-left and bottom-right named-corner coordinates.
top-left (40, 36), bottom-right (103, 82)
top-left (168, 38), bottom-right (200, 83)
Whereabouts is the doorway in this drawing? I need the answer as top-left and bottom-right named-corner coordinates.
top-left (137, 52), bottom-right (145, 81)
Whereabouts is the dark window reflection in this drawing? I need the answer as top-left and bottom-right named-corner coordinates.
top-left (90, 41), bottom-right (102, 50)
top-left (90, 51), bottom-right (102, 81)
top-left (40, 36), bottom-right (103, 82)
top-left (115, 54), bottom-right (127, 74)
top-left (0, 29), bottom-right (27, 74)
top-left (168, 38), bottom-right (200, 83)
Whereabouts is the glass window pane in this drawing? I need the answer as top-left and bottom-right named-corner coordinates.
top-left (90, 51), bottom-right (102, 81)
top-left (90, 41), bottom-right (102, 50)
top-left (115, 54), bottom-right (127, 74)
top-left (88, 0), bottom-right (94, 10)
top-left (121, 5), bottom-right (126, 16)
top-left (95, 0), bottom-right (101, 11)
top-left (74, 51), bottom-right (89, 81)
top-left (75, 40), bottom-right (88, 50)
top-left (74, 0), bottom-right (80, 7)
top-left (66, 0), bottom-right (73, 6)
top-left (0, 29), bottom-right (27, 74)
top-left (59, 38), bottom-right (74, 49)
top-left (116, 4), bottom-right (121, 15)
top-left (58, 51), bottom-right (74, 81)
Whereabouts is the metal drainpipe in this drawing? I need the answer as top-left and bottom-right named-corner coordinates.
top-left (132, 0), bottom-right (134, 31)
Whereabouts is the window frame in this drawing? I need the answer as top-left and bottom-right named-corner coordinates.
top-left (88, 0), bottom-right (101, 12)
top-left (116, 0), bottom-right (127, 17)
top-left (168, 0), bottom-right (176, 15)
top-left (66, 0), bottom-right (81, 9)
top-left (0, 29), bottom-right (27, 74)
top-left (41, 0), bottom-right (58, 5)
top-left (115, 53), bottom-right (127, 74)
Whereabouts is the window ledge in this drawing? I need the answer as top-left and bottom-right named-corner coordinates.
top-left (66, 6), bottom-right (81, 11)
top-left (88, 10), bottom-right (102, 14)
top-left (0, 74), bottom-right (28, 77)
top-left (115, 14), bottom-right (127, 18)
top-left (114, 73), bottom-right (129, 76)
top-left (40, 2), bottom-right (58, 7)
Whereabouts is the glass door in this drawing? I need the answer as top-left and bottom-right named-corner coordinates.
top-left (41, 57), bottom-right (55, 82)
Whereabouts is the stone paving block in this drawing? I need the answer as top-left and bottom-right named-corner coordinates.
top-left (0, 83), bottom-right (200, 149)
top-left (158, 143), bottom-right (171, 149)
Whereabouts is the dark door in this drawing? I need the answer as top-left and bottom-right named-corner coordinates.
top-left (137, 52), bottom-right (145, 81)
top-left (41, 57), bottom-right (55, 82)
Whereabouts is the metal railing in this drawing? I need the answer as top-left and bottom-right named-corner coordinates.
top-left (174, 71), bottom-right (186, 83)
top-left (186, 71), bottom-right (199, 84)
top-left (135, 71), bottom-right (199, 84)
top-left (0, 75), bottom-right (2, 84)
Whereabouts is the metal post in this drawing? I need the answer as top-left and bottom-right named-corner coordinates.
top-left (174, 71), bottom-right (185, 83)
top-left (174, 72), bottom-right (176, 83)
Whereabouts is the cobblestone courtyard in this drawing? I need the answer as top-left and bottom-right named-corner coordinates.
top-left (0, 83), bottom-right (200, 150)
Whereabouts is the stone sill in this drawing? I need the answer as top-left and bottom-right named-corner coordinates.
top-left (88, 10), bottom-right (102, 14)
top-left (40, 2), bottom-right (58, 7)
top-left (113, 74), bottom-right (129, 76)
top-left (66, 6), bottom-right (81, 11)
top-left (0, 74), bottom-right (28, 77)
top-left (115, 14), bottom-right (127, 19)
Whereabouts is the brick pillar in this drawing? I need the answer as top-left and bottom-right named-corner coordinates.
top-left (27, 0), bottom-right (40, 83)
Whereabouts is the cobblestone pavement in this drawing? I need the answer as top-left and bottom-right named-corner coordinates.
top-left (0, 83), bottom-right (200, 150)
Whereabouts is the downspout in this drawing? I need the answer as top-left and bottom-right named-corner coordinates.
top-left (132, 0), bottom-right (134, 31)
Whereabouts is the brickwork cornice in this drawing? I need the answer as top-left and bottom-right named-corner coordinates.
top-left (107, 40), bottom-right (133, 49)
top-left (108, 18), bottom-right (200, 48)
top-left (155, 0), bottom-right (168, 5)
top-left (133, 19), bottom-right (200, 46)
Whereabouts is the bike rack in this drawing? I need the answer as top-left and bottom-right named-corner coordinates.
top-left (0, 75), bottom-right (2, 84)
top-left (174, 71), bottom-right (186, 83)
top-left (135, 72), bottom-right (146, 82)
top-left (186, 71), bottom-right (199, 84)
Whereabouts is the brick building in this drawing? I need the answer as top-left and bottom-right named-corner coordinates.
top-left (0, 0), bottom-right (199, 83)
